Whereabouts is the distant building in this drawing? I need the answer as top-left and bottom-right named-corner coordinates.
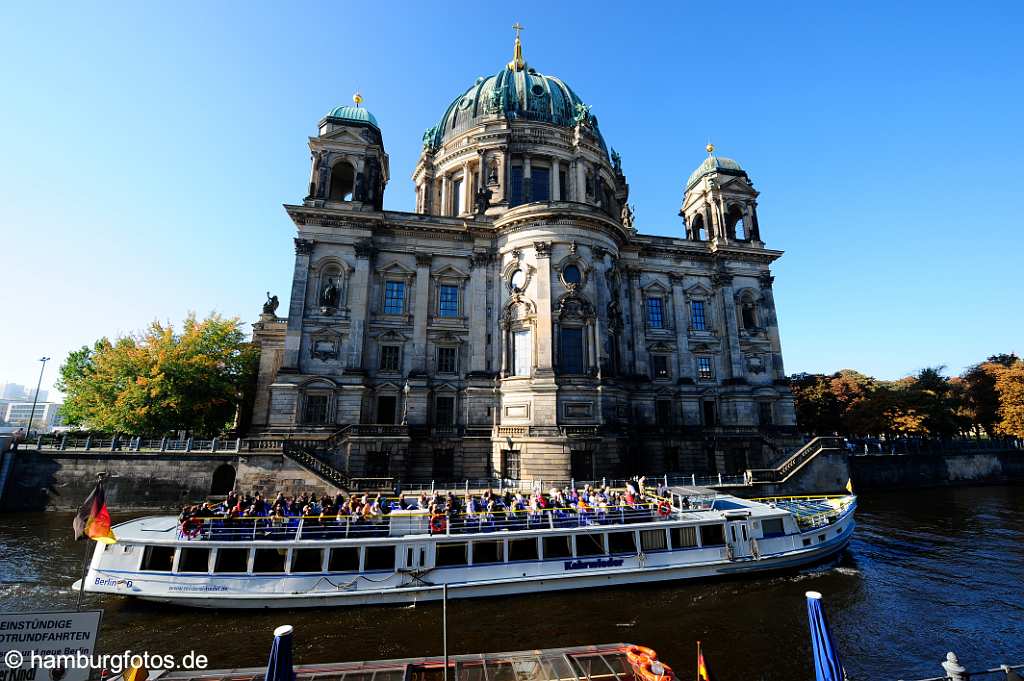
top-left (3, 402), bottom-right (64, 431)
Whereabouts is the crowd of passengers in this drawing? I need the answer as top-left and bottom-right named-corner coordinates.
top-left (178, 478), bottom-right (688, 538)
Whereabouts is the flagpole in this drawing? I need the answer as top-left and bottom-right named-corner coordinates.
top-left (76, 540), bottom-right (90, 610)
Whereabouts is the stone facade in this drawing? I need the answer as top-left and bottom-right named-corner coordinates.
top-left (249, 37), bottom-right (799, 484)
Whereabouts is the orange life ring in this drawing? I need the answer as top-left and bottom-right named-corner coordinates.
top-left (429, 514), bottom-right (447, 534)
top-left (638, 659), bottom-right (673, 681)
top-left (626, 645), bottom-right (657, 667)
top-left (657, 501), bottom-right (671, 517)
top-left (181, 517), bottom-right (203, 539)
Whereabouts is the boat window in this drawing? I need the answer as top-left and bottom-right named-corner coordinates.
top-left (607, 531), bottom-right (636, 555)
top-left (290, 548), bottom-right (324, 573)
top-left (328, 547), bottom-right (360, 572)
top-left (575, 533), bottom-right (605, 557)
top-left (671, 526), bottom-right (698, 549)
top-left (508, 538), bottom-right (538, 562)
top-left (741, 525), bottom-right (748, 541)
top-left (472, 540), bottom-right (504, 564)
top-left (364, 545), bottom-right (396, 571)
top-left (253, 548), bottom-right (287, 573)
top-left (700, 525), bottom-right (726, 546)
top-left (640, 529), bottom-right (668, 553)
top-left (436, 542), bottom-right (469, 567)
top-left (213, 548), bottom-right (249, 573)
top-left (803, 538), bottom-right (812, 547)
top-left (141, 545), bottom-right (174, 571)
top-left (818, 534), bottom-right (826, 543)
top-left (177, 547), bottom-right (210, 573)
top-left (542, 535), bottom-right (572, 559)
top-left (762, 518), bottom-right (785, 537)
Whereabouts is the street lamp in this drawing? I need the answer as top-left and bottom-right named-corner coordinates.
top-left (25, 356), bottom-right (50, 437)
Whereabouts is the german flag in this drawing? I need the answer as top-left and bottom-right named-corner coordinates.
top-left (697, 641), bottom-right (716, 681)
top-left (73, 482), bottom-right (117, 544)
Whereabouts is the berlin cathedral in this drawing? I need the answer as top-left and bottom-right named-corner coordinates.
top-left (249, 29), bottom-right (799, 485)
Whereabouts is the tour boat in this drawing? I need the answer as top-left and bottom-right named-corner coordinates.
top-left (75, 489), bottom-right (856, 609)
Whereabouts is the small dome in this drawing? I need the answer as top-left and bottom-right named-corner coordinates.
top-left (686, 155), bottom-right (744, 189)
top-left (325, 105), bottom-right (379, 129)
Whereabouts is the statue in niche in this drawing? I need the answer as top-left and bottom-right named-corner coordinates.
top-left (621, 203), bottom-right (635, 230)
top-left (320, 279), bottom-right (339, 309)
top-left (487, 160), bottom-right (499, 185)
top-left (315, 151), bottom-right (331, 199)
top-left (475, 185), bottom-right (492, 214)
top-left (263, 292), bottom-right (279, 316)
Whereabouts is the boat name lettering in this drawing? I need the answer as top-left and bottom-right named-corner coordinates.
top-left (93, 577), bottom-right (133, 589)
top-left (563, 558), bottom-right (624, 571)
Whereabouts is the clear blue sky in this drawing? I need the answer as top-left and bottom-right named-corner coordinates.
top-left (2, 1), bottom-right (1022, 397)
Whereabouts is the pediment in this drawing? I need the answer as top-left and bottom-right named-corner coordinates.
top-left (432, 264), bottom-right (469, 280)
top-left (685, 283), bottom-right (712, 297)
top-left (642, 280), bottom-right (669, 294)
top-left (376, 260), bottom-right (416, 277)
top-left (376, 329), bottom-right (410, 342)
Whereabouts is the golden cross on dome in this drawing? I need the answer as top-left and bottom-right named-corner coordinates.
top-left (508, 22), bottom-right (525, 71)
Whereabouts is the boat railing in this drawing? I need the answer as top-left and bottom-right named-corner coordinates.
top-left (749, 494), bottom-right (855, 530)
top-left (175, 498), bottom-right (712, 542)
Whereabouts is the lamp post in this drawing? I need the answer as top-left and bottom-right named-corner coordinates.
top-left (25, 356), bottom-right (50, 437)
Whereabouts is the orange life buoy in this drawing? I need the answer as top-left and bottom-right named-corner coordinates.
top-left (181, 517), bottom-right (203, 539)
top-left (626, 645), bottom-right (657, 667)
top-left (430, 514), bottom-right (447, 534)
top-left (657, 501), bottom-right (671, 517)
top-left (638, 659), bottom-right (673, 681)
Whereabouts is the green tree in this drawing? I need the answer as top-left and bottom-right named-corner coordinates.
top-left (789, 373), bottom-right (842, 435)
top-left (58, 313), bottom-right (258, 436)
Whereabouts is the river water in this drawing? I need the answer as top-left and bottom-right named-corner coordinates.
top-left (1, 485), bottom-right (1022, 681)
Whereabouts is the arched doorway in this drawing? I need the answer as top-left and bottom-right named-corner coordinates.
top-left (210, 463), bottom-right (236, 496)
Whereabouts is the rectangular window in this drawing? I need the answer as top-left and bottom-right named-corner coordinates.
top-left (432, 448), bottom-right (454, 480)
top-left (543, 535), bottom-right (572, 559)
top-left (435, 543), bottom-right (469, 567)
top-left (437, 346), bottom-right (457, 374)
top-left (509, 166), bottom-right (524, 207)
top-left (700, 525), bottom-right (726, 546)
top-left (691, 300), bottom-right (707, 331)
top-left (434, 396), bottom-right (455, 426)
top-left (646, 297), bottom-right (665, 328)
top-left (608, 531), bottom-right (637, 555)
top-left (177, 548), bottom-right (210, 573)
top-left (559, 327), bottom-right (585, 374)
top-left (290, 548), bottom-right (324, 573)
top-left (253, 548), bottom-right (287, 573)
top-left (472, 540), bottom-right (504, 564)
top-left (759, 402), bottom-right (774, 425)
top-left (697, 356), bottom-right (714, 381)
top-left (452, 178), bottom-right (463, 215)
top-left (439, 285), bottom-right (459, 317)
top-left (653, 355), bottom-right (671, 380)
top-left (141, 545), bottom-right (174, 572)
top-left (379, 346), bottom-right (400, 372)
top-left (377, 395), bottom-right (397, 425)
top-left (508, 538), bottom-right (538, 562)
top-left (761, 518), bottom-right (786, 537)
top-left (641, 529), bottom-right (668, 553)
top-left (656, 400), bottom-right (672, 426)
top-left (575, 533), bottom-right (606, 557)
top-left (303, 394), bottom-right (329, 424)
top-left (214, 548), bottom-right (249, 573)
top-left (364, 545), bottom-right (396, 571)
top-left (531, 167), bottom-right (550, 202)
top-left (502, 449), bottom-right (520, 481)
top-left (702, 400), bottom-right (717, 427)
top-left (383, 281), bottom-right (405, 314)
top-left (365, 449), bottom-right (389, 477)
top-left (671, 526), bottom-right (698, 549)
top-left (328, 547), bottom-right (360, 572)
top-left (512, 329), bottom-right (532, 376)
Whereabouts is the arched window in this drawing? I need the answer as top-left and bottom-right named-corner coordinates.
top-left (726, 205), bottom-right (747, 240)
top-left (738, 291), bottom-right (759, 331)
top-left (691, 214), bottom-right (706, 241)
top-left (328, 160), bottom-right (355, 201)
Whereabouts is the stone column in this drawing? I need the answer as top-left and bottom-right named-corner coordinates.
top-left (533, 241), bottom-right (554, 374)
top-left (440, 175), bottom-right (449, 217)
top-left (346, 241), bottom-right (374, 371)
top-left (468, 252), bottom-right (489, 373)
top-left (590, 247), bottom-right (610, 374)
top-left (461, 162), bottom-right (471, 215)
top-left (282, 238), bottom-right (315, 370)
top-left (759, 272), bottom-right (784, 378)
top-left (552, 158), bottom-right (561, 201)
top-left (522, 155), bottom-right (532, 203)
top-left (670, 274), bottom-right (695, 380)
top-left (575, 158), bottom-right (586, 202)
top-left (715, 271), bottom-right (746, 380)
top-left (412, 253), bottom-right (432, 374)
top-left (628, 267), bottom-right (648, 376)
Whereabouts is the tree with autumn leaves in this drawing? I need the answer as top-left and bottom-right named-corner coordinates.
top-left (790, 354), bottom-right (1024, 439)
top-left (57, 313), bottom-right (258, 436)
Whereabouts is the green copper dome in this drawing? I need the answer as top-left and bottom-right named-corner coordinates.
top-left (325, 105), bottom-right (379, 129)
top-left (686, 154), bottom-right (745, 189)
top-left (423, 63), bottom-right (607, 153)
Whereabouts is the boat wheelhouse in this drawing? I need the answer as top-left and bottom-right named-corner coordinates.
top-left (77, 488), bottom-right (856, 608)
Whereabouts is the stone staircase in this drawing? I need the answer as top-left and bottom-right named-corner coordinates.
top-left (281, 433), bottom-right (349, 492)
top-left (747, 436), bottom-right (845, 484)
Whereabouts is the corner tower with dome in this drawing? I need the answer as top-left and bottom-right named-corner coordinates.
top-left (249, 30), bottom-right (799, 484)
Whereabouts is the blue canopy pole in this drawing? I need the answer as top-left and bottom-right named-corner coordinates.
top-left (265, 625), bottom-right (297, 681)
top-left (806, 591), bottom-right (847, 681)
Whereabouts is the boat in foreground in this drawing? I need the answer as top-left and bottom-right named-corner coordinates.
top-left (76, 487), bottom-right (856, 608)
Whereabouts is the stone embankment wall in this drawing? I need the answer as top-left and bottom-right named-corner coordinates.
top-left (0, 450), bottom-right (342, 511)
top-left (849, 450), bottom-right (1024, 490)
